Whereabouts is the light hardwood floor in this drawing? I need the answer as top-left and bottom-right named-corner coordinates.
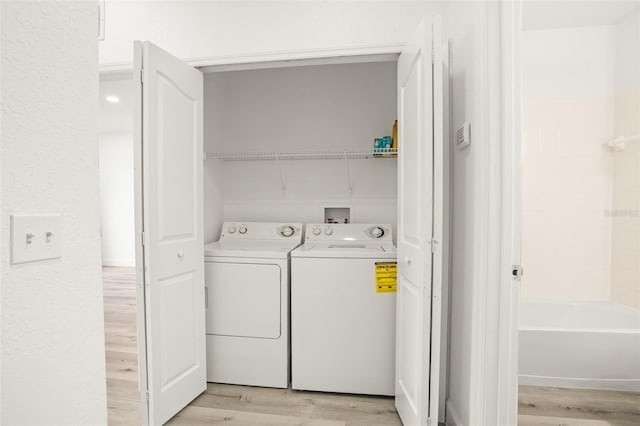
top-left (518, 386), bottom-right (640, 426)
top-left (102, 267), bottom-right (640, 426)
top-left (103, 267), bottom-right (140, 425)
top-left (169, 384), bottom-right (401, 426)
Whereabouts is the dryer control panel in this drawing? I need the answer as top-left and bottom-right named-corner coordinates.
top-left (221, 222), bottom-right (303, 240)
top-left (305, 224), bottom-right (393, 242)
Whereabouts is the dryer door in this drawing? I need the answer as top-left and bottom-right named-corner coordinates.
top-left (206, 261), bottom-right (282, 339)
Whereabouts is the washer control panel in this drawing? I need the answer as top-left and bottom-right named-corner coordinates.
top-left (305, 224), bottom-right (393, 242)
top-left (279, 225), bottom-right (295, 237)
top-left (220, 222), bottom-right (303, 240)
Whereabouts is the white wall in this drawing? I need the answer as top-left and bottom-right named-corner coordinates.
top-left (204, 73), bottom-right (226, 244)
top-left (100, 1), bottom-right (447, 68)
top-left (99, 132), bottom-right (135, 267)
top-left (521, 26), bottom-right (616, 302)
top-left (446, 1), bottom-right (496, 424)
top-left (1, 1), bottom-right (107, 424)
top-left (204, 62), bottom-right (398, 243)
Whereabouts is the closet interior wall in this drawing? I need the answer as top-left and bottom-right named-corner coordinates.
top-left (203, 61), bottom-right (398, 243)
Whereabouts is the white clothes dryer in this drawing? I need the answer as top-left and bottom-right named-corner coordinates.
top-left (205, 222), bottom-right (302, 388)
top-left (291, 223), bottom-right (397, 396)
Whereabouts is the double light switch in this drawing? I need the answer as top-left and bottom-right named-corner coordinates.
top-left (10, 214), bottom-right (61, 264)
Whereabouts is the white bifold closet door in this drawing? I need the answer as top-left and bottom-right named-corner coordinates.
top-left (395, 16), bottom-right (445, 426)
top-left (134, 41), bottom-right (206, 426)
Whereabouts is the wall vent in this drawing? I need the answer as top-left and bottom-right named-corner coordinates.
top-left (456, 122), bottom-right (471, 150)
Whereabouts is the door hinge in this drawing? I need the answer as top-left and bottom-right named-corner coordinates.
top-left (429, 238), bottom-right (438, 253)
top-left (141, 232), bottom-right (145, 247)
top-left (512, 265), bottom-right (523, 279)
top-left (427, 417), bottom-right (432, 426)
top-left (140, 69), bottom-right (144, 84)
top-left (431, 48), bottom-right (435, 64)
top-left (144, 265), bottom-right (150, 287)
top-left (145, 390), bottom-right (150, 403)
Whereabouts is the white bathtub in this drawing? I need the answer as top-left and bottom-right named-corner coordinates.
top-left (519, 301), bottom-right (640, 392)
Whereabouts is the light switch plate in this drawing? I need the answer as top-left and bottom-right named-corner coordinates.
top-left (11, 214), bottom-right (61, 264)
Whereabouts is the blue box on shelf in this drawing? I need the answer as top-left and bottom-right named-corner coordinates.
top-left (374, 136), bottom-right (393, 153)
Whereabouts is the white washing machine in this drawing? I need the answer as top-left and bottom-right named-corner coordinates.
top-left (291, 223), bottom-right (397, 396)
top-left (204, 221), bottom-right (303, 388)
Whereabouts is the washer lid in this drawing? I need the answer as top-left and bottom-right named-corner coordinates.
top-left (291, 242), bottom-right (397, 259)
top-left (205, 240), bottom-right (302, 259)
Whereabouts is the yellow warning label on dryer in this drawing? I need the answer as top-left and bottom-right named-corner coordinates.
top-left (375, 262), bottom-right (397, 293)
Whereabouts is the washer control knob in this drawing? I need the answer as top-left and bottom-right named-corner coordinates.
top-left (312, 227), bottom-right (321, 236)
top-left (371, 226), bottom-right (385, 238)
top-left (280, 226), bottom-right (295, 237)
top-left (228, 226), bottom-right (236, 234)
top-left (325, 227), bottom-right (334, 236)
top-left (238, 225), bottom-right (247, 234)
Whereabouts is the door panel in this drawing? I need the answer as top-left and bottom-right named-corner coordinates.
top-left (396, 16), bottom-right (444, 426)
top-left (158, 272), bottom-right (198, 390)
top-left (400, 62), bottom-right (422, 250)
top-left (398, 56), bottom-right (428, 286)
top-left (397, 275), bottom-right (420, 405)
top-left (135, 41), bottom-right (205, 426)
top-left (157, 73), bottom-right (196, 239)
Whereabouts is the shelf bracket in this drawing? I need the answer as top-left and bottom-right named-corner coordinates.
top-left (343, 150), bottom-right (353, 195)
top-left (275, 154), bottom-right (286, 192)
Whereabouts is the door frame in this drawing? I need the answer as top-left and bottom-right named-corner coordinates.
top-left (465, 1), bottom-right (522, 425)
top-left (119, 40), bottom-right (456, 424)
top-left (496, 1), bottom-right (522, 425)
top-left (100, 43), bottom-right (405, 77)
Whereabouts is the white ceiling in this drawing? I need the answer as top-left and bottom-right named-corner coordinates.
top-left (523, 0), bottom-right (639, 31)
top-left (99, 78), bottom-right (133, 134)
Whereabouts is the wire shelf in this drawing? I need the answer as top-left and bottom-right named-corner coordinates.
top-left (205, 148), bottom-right (398, 161)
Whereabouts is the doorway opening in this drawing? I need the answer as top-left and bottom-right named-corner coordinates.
top-left (517, 2), bottom-right (640, 425)
top-left (99, 77), bottom-right (140, 424)
top-left (99, 31), bottom-right (448, 422)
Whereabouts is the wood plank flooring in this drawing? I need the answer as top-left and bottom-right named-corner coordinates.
top-left (102, 266), bottom-right (640, 426)
top-left (168, 384), bottom-right (400, 426)
top-left (103, 267), bottom-right (140, 425)
top-left (518, 385), bottom-right (640, 426)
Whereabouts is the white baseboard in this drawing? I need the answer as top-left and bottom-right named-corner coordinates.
top-left (519, 374), bottom-right (640, 392)
top-left (102, 258), bottom-right (135, 267)
top-left (446, 400), bottom-right (462, 426)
